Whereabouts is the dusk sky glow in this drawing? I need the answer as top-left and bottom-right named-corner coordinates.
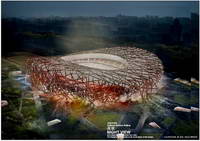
top-left (2, 1), bottom-right (199, 18)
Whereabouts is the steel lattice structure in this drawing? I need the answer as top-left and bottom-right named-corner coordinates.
top-left (25, 47), bottom-right (163, 113)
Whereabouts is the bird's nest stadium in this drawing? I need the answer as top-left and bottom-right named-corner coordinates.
top-left (25, 47), bottom-right (163, 114)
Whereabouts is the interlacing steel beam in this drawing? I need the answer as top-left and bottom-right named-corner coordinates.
top-left (25, 47), bottom-right (164, 115)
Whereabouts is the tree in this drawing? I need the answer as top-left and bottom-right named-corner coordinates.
top-left (170, 18), bottom-right (182, 44)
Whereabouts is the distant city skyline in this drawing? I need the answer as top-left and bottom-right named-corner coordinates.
top-left (2, 1), bottom-right (199, 18)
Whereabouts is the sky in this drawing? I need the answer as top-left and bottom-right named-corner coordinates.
top-left (2, 1), bottom-right (199, 18)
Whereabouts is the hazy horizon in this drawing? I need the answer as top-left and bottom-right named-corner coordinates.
top-left (2, 1), bottom-right (199, 18)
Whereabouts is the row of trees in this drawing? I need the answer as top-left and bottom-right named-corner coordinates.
top-left (2, 13), bottom-right (199, 50)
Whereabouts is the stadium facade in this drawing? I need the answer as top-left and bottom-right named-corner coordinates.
top-left (26, 47), bottom-right (163, 113)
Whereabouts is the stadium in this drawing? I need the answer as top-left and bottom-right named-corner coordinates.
top-left (26, 47), bottom-right (164, 114)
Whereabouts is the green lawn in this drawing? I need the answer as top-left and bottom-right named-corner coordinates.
top-left (86, 111), bottom-right (122, 130)
top-left (173, 94), bottom-right (190, 105)
top-left (162, 117), bottom-right (176, 128)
